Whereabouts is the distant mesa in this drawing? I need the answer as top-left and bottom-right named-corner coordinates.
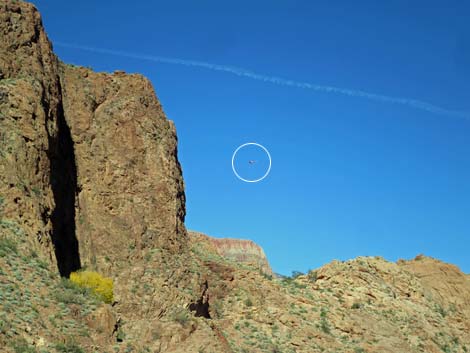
top-left (189, 230), bottom-right (273, 276)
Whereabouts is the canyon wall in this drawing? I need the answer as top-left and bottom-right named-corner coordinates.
top-left (0, 1), bottom-right (187, 277)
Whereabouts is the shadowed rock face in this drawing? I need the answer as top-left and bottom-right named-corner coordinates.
top-left (189, 231), bottom-right (273, 275)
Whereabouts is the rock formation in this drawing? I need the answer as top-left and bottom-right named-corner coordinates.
top-left (1, 2), bottom-right (470, 353)
top-left (0, 0), bottom-right (186, 270)
top-left (189, 231), bottom-right (273, 276)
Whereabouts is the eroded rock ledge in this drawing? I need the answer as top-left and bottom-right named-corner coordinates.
top-left (189, 230), bottom-right (273, 276)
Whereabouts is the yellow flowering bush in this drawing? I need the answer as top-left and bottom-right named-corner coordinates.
top-left (69, 271), bottom-right (114, 304)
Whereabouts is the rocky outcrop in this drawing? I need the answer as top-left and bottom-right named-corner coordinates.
top-left (0, 0), bottom-right (63, 268)
top-left (398, 255), bottom-right (470, 318)
top-left (59, 62), bottom-right (187, 271)
top-left (189, 231), bottom-right (273, 275)
top-left (0, 0), bottom-right (187, 275)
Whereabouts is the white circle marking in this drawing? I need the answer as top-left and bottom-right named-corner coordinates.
top-left (231, 142), bottom-right (272, 183)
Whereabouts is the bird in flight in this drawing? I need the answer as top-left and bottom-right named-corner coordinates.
top-left (248, 160), bottom-right (257, 165)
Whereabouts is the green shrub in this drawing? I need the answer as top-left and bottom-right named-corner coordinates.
top-left (307, 270), bottom-right (318, 282)
top-left (54, 278), bottom-right (89, 305)
top-left (54, 341), bottom-right (84, 353)
top-left (244, 298), bottom-right (253, 307)
top-left (351, 302), bottom-right (362, 309)
top-left (11, 338), bottom-right (37, 353)
top-left (173, 309), bottom-right (189, 326)
top-left (435, 304), bottom-right (447, 317)
top-left (320, 318), bottom-right (330, 334)
top-left (291, 271), bottom-right (304, 278)
top-left (116, 328), bottom-right (125, 342)
top-left (319, 307), bottom-right (330, 334)
top-left (0, 236), bottom-right (18, 256)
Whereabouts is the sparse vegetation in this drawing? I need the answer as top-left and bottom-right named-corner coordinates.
top-left (319, 308), bottom-right (330, 334)
top-left (173, 309), bottom-right (190, 326)
top-left (0, 235), bottom-right (18, 256)
top-left (54, 278), bottom-right (89, 305)
top-left (116, 327), bottom-right (126, 342)
top-left (351, 302), bottom-right (362, 309)
top-left (55, 341), bottom-right (85, 353)
top-left (11, 338), bottom-right (37, 353)
top-left (435, 304), bottom-right (447, 318)
top-left (307, 270), bottom-right (318, 282)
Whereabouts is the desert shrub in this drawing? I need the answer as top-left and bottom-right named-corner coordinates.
top-left (54, 341), bottom-right (84, 353)
top-left (116, 328), bottom-right (126, 342)
top-left (434, 304), bottom-right (447, 317)
top-left (173, 309), bottom-right (189, 326)
top-left (244, 298), bottom-right (253, 307)
top-left (0, 236), bottom-right (18, 256)
top-left (320, 318), bottom-right (330, 334)
top-left (11, 338), bottom-right (37, 353)
top-left (307, 270), bottom-right (318, 282)
top-left (69, 271), bottom-right (113, 304)
top-left (351, 302), bottom-right (362, 309)
top-left (262, 272), bottom-right (273, 280)
top-left (213, 300), bottom-right (224, 318)
top-left (54, 277), bottom-right (91, 305)
top-left (319, 307), bottom-right (331, 334)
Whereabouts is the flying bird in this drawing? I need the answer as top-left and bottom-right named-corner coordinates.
top-left (248, 160), bottom-right (257, 165)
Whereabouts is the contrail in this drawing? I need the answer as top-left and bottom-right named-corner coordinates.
top-left (55, 42), bottom-right (470, 120)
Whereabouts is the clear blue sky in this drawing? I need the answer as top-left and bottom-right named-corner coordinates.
top-left (31, 0), bottom-right (470, 275)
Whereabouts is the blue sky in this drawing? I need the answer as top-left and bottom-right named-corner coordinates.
top-left (31, 0), bottom-right (470, 275)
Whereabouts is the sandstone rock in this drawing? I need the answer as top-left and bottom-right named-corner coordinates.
top-left (86, 305), bottom-right (116, 338)
top-left (189, 230), bottom-right (273, 275)
top-left (0, 0), bottom-right (61, 266)
top-left (1, 0), bottom-right (186, 277)
top-left (60, 63), bottom-right (187, 269)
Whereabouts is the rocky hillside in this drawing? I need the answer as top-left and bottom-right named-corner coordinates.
top-left (1, 2), bottom-right (470, 353)
top-left (189, 231), bottom-right (273, 276)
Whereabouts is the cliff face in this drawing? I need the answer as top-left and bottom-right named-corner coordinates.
top-left (59, 63), bottom-right (187, 271)
top-left (189, 231), bottom-right (273, 275)
top-left (0, 0), bottom-right (187, 276)
top-left (0, 0), bottom-right (63, 268)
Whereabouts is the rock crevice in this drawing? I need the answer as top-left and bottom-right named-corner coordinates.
top-left (48, 87), bottom-right (80, 277)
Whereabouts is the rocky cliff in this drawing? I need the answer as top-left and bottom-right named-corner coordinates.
top-left (1, 2), bottom-right (470, 353)
top-left (189, 231), bottom-right (273, 276)
top-left (0, 1), bottom-right (199, 350)
top-left (59, 63), bottom-right (187, 270)
top-left (0, 0), bottom-right (62, 267)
